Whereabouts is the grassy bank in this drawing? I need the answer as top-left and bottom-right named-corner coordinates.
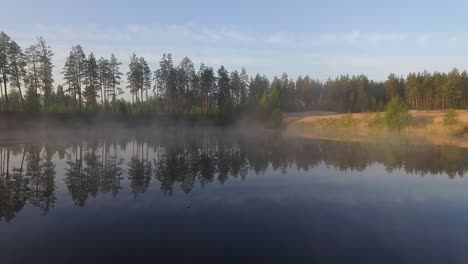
top-left (285, 110), bottom-right (468, 148)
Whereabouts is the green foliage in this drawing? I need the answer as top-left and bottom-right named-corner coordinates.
top-left (443, 109), bottom-right (463, 136)
top-left (443, 109), bottom-right (459, 126)
top-left (271, 85), bottom-right (281, 109)
top-left (384, 97), bottom-right (411, 130)
top-left (271, 107), bottom-right (283, 127)
top-left (368, 112), bottom-right (385, 128)
top-left (117, 99), bottom-right (128, 115)
top-left (24, 86), bottom-right (40, 112)
top-left (258, 90), bottom-right (270, 114)
top-left (7, 90), bottom-right (23, 111)
top-left (48, 105), bottom-right (68, 113)
top-left (6, 30), bottom-right (468, 127)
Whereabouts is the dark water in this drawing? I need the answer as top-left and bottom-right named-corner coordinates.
top-left (1, 131), bottom-right (468, 264)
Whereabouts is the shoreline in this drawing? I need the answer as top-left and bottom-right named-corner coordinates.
top-left (285, 110), bottom-right (468, 149)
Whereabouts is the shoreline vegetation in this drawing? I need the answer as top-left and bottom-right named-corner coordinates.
top-left (285, 108), bottom-right (468, 148)
top-left (2, 30), bottom-right (468, 147)
top-left (3, 31), bottom-right (468, 126)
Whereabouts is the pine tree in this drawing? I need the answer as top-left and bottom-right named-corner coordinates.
top-left (0, 31), bottom-right (11, 110)
top-left (198, 65), bottom-right (215, 112)
top-left (84, 53), bottom-right (99, 109)
top-left (357, 75), bottom-right (369, 112)
top-left (444, 68), bottom-right (463, 109)
top-left (55, 84), bottom-right (66, 109)
top-left (154, 54), bottom-right (176, 111)
top-left (127, 53), bottom-right (140, 104)
top-left (229, 70), bottom-right (241, 107)
top-left (109, 54), bottom-right (123, 110)
top-left (385, 73), bottom-right (401, 101)
top-left (36, 37), bottom-right (54, 111)
top-left (97, 57), bottom-right (110, 107)
top-left (25, 44), bottom-right (40, 110)
top-left (280, 73), bottom-right (290, 109)
top-left (239, 67), bottom-right (249, 107)
top-left (217, 66), bottom-right (230, 109)
top-left (7, 40), bottom-right (26, 106)
top-left (62, 45), bottom-right (86, 112)
top-left (141, 57), bottom-right (151, 103)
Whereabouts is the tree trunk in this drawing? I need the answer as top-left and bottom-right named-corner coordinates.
top-left (101, 81), bottom-right (103, 108)
top-left (16, 75), bottom-right (24, 106)
top-left (32, 58), bottom-right (39, 108)
top-left (3, 72), bottom-right (8, 111)
top-left (0, 78), bottom-right (3, 111)
top-left (78, 84), bottom-right (82, 112)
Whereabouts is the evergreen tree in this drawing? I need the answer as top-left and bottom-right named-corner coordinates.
top-left (239, 67), bottom-right (249, 107)
top-left (0, 32), bottom-right (11, 110)
top-left (109, 54), bottom-right (123, 109)
top-left (62, 45), bottom-right (86, 112)
top-left (25, 44), bottom-right (41, 110)
top-left (97, 57), bottom-right (110, 107)
top-left (140, 57), bottom-right (151, 103)
top-left (217, 66), bottom-right (231, 109)
top-left (198, 64), bottom-right (215, 112)
top-left (127, 53), bottom-right (151, 105)
top-left (385, 73), bottom-right (401, 101)
top-left (154, 54), bottom-right (176, 111)
top-left (229, 70), bottom-right (242, 107)
top-left (7, 40), bottom-right (26, 106)
top-left (84, 53), bottom-right (99, 109)
top-left (36, 37), bottom-right (54, 111)
top-left (177, 57), bottom-right (195, 111)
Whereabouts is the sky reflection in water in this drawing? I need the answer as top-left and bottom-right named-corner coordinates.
top-left (1, 133), bottom-right (468, 264)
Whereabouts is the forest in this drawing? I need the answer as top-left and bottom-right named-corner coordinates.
top-left (2, 31), bottom-right (468, 122)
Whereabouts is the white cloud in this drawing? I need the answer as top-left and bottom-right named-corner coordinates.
top-left (446, 36), bottom-right (467, 45)
top-left (367, 32), bottom-right (408, 44)
top-left (318, 33), bottom-right (337, 43)
top-left (318, 31), bottom-right (409, 46)
top-left (265, 32), bottom-right (293, 45)
top-left (318, 31), bottom-right (360, 45)
top-left (417, 34), bottom-right (430, 45)
top-left (343, 31), bottom-right (361, 44)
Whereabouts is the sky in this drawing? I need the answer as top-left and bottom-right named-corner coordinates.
top-left (3, 0), bottom-right (468, 86)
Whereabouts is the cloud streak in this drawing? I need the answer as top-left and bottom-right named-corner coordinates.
top-left (10, 23), bottom-right (419, 49)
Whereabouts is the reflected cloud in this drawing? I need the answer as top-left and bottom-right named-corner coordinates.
top-left (1, 133), bottom-right (468, 222)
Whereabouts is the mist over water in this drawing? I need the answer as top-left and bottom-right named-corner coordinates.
top-left (1, 130), bottom-right (468, 263)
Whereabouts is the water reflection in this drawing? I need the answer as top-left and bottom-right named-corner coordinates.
top-left (1, 134), bottom-right (468, 222)
top-left (65, 143), bottom-right (124, 207)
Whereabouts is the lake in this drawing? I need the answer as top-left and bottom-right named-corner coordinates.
top-left (1, 130), bottom-right (468, 263)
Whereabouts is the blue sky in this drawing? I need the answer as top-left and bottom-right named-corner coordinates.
top-left (3, 0), bottom-right (468, 82)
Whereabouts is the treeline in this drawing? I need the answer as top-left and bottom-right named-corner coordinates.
top-left (2, 31), bottom-right (468, 119)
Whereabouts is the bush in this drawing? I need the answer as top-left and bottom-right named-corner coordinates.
top-left (444, 109), bottom-right (459, 126)
top-left (443, 109), bottom-right (463, 136)
top-left (271, 107), bottom-right (283, 127)
top-left (384, 97), bottom-right (411, 130)
top-left (258, 91), bottom-right (270, 112)
top-left (117, 100), bottom-right (128, 115)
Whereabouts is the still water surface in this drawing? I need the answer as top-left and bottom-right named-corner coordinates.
top-left (1, 131), bottom-right (468, 263)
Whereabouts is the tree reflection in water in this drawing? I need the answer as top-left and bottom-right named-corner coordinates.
top-left (1, 134), bottom-right (468, 222)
